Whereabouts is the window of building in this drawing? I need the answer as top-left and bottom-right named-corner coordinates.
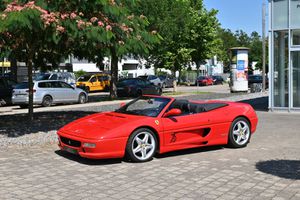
top-left (292, 51), bottom-right (300, 107)
top-left (274, 31), bottom-right (289, 107)
top-left (122, 64), bottom-right (138, 71)
top-left (290, 0), bottom-right (300, 28)
top-left (273, 0), bottom-right (288, 30)
top-left (292, 29), bottom-right (300, 46)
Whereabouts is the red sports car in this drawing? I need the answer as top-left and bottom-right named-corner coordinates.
top-left (57, 95), bottom-right (258, 162)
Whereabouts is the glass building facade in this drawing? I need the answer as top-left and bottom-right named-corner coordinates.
top-left (269, 0), bottom-right (300, 111)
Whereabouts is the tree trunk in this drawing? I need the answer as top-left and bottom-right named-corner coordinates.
top-left (196, 61), bottom-right (200, 78)
top-left (172, 66), bottom-right (177, 93)
top-left (110, 47), bottom-right (118, 99)
top-left (27, 54), bottom-right (34, 121)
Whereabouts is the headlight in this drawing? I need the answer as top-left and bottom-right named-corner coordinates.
top-left (83, 143), bottom-right (96, 148)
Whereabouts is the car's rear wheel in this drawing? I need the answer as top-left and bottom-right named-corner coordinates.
top-left (126, 128), bottom-right (157, 162)
top-left (42, 95), bottom-right (52, 107)
top-left (228, 117), bottom-right (251, 148)
top-left (78, 93), bottom-right (87, 104)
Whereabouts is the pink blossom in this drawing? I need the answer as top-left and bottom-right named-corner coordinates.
top-left (127, 15), bottom-right (134, 20)
top-left (79, 12), bottom-right (84, 16)
top-left (56, 25), bottom-right (65, 33)
top-left (109, 0), bottom-right (116, 5)
top-left (98, 21), bottom-right (104, 27)
top-left (106, 25), bottom-right (112, 31)
top-left (70, 12), bottom-right (77, 19)
top-left (1, 14), bottom-right (7, 19)
top-left (90, 17), bottom-right (98, 23)
top-left (77, 20), bottom-right (85, 29)
top-left (60, 14), bottom-right (69, 20)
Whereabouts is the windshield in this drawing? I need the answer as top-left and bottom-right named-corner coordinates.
top-left (15, 82), bottom-right (29, 89)
top-left (77, 75), bottom-right (90, 82)
top-left (115, 96), bottom-right (171, 117)
top-left (34, 74), bottom-right (50, 81)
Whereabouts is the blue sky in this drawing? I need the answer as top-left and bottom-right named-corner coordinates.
top-left (203, 0), bottom-right (268, 35)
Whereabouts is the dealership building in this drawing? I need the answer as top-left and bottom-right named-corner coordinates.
top-left (269, 0), bottom-right (300, 111)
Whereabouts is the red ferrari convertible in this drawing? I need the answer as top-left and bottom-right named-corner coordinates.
top-left (57, 95), bottom-right (258, 162)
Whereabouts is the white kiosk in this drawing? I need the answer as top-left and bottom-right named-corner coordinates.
top-left (229, 47), bottom-right (249, 93)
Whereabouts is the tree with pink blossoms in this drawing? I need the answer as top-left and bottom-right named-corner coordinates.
top-left (0, 0), bottom-right (159, 120)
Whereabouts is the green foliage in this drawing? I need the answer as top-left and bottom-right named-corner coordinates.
top-left (217, 28), bottom-right (266, 72)
top-left (135, 0), bottom-right (220, 74)
top-left (74, 70), bottom-right (86, 79)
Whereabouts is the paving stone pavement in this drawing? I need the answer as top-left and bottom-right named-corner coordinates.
top-left (1, 111), bottom-right (300, 200)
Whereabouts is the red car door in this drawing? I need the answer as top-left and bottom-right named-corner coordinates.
top-left (161, 112), bottom-right (212, 152)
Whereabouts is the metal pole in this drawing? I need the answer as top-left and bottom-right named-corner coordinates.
top-left (262, 2), bottom-right (266, 92)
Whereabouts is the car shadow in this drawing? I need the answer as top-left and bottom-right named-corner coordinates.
top-left (0, 111), bottom-right (97, 137)
top-left (239, 96), bottom-right (268, 111)
top-left (54, 150), bottom-right (123, 165)
top-left (256, 160), bottom-right (300, 180)
top-left (155, 145), bottom-right (224, 159)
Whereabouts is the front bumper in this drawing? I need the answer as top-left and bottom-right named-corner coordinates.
top-left (57, 131), bottom-right (128, 159)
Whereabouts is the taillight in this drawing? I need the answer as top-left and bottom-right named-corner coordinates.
top-left (25, 89), bottom-right (36, 93)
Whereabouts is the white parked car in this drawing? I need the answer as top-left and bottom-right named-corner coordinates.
top-left (12, 80), bottom-right (88, 108)
top-left (138, 75), bottom-right (163, 87)
top-left (34, 72), bottom-right (76, 87)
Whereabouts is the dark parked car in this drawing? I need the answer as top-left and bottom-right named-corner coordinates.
top-left (158, 75), bottom-right (175, 88)
top-left (117, 78), bottom-right (162, 97)
top-left (212, 75), bottom-right (224, 85)
top-left (0, 77), bottom-right (17, 106)
top-left (195, 76), bottom-right (214, 86)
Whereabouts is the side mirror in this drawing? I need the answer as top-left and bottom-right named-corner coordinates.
top-left (120, 102), bottom-right (126, 108)
top-left (164, 108), bottom-right (182, 117)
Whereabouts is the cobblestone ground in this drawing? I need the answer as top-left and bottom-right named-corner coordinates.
top-left (1, 111), bottom-right (300, 200)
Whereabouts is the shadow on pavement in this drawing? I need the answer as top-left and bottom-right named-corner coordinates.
top-left (0, 111), bottom-right (96, 137)
top-left (240, 96), bottom-right (268, 111)
top-left (55, 150), bottom-right (123, 165)
top-left (155, 146), bottom-right (224, 159)
top-left (256, 160), bottom-right (300, 180)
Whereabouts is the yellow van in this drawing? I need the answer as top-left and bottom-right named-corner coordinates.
top-left (76, 74), bottom-right (110, 92)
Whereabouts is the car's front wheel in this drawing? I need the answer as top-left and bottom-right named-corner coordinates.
top-left (228, 117), bottom-right (251, 148)
top-left (78, 93), bottom-right (87, 104)
top-left (42, 95), bottom-right (52, 107)
top-left (126, 128), bottom-right (157, 162)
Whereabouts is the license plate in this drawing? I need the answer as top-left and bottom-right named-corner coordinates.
top-left (63, 146), bottom-right (78, 155)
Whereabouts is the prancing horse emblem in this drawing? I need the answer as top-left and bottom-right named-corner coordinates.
top-left (155, 120), bottom-right (159, 125)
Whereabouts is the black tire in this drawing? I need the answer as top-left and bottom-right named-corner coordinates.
top-left (42, 95), bottom-right (52, 107)
top-left (104, 85), bottom-right (109, 92)
top-left (228, 117), bottom-right (251, 148)
top-left (19, 105), bottom-right (28, 109)
top-left (78, 93), bottom-right (87, 104)
top-left (126, 128), bottom-right (158, 162)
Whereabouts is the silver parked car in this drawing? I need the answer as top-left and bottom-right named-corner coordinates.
top-left (12, 80), bottom-right (88, 108)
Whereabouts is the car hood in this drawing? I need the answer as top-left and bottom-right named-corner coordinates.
top-left (59, 112), bottom-right (144, 140)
